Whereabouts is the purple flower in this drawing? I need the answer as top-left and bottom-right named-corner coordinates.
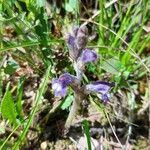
top-left (86, 81), bottom-right (114, 103)
top-left (79, 49), bottom-right (97, 63)
top-left (76, 49), bottom-right (98, 71)
top-left (52, 73), bottom-right (76, 97)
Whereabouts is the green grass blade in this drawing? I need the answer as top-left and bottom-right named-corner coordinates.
top-left (0, 41), bottom-right (40, 53)
top-left (0, 123), bottom-right (21, 150)
top-left (111, 0), bottom-right (134, 48)
top-left (16, 76), bottom-right (25, 120)
top-left (12, 66), bottom-right (51, 149)
top-left (121, 29), bottom-right (142, 65)
top-left (138, 34), bottom-right (150, 55)
top-left (98, 0), bottom-right (105, 44)
top-left (82, 119), bottom-right (92, 150)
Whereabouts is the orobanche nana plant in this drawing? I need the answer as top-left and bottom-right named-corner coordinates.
top-left (52, 25), bottom-right (114, 128)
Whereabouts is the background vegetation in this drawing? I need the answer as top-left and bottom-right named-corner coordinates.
top-left (0, 0), bottom-right (150, 149)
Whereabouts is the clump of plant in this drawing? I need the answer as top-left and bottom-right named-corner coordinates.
top-left (52, 25), bottom-right (114, 128)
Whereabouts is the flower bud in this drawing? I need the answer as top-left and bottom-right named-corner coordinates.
top-left (72, 25), bottom-right (79, 37)
top-left (67, 35), bottom-right (79, 61)
top-left (67, 25), bottom-right (89, 61)
top-left (76, 26), bottom-right (88, 50)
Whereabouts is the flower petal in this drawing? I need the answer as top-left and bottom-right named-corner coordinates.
top-left (67, 34), bottom-right (80, 60)
top-left (86, 81), bottom-right (113, 94)
top-left (52, 79), bottom-right (60, 91)
top-left (52, 79), bottom-right (67, 97)
top-left (67, 35), bottom-right (76, 50)
top-left (79, 49), bottom-right (97, 63)
top-left (86, 81), bottom-right (114, 103)
top-left (59, 73), bottom-right (76, 86)
top-left (102, 93), bottom-right (110, 103)
top-left (54, 86), bottom-right (67, 97)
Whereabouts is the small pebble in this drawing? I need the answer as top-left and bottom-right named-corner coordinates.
top-left (40, 141), bottom-right (48, 150)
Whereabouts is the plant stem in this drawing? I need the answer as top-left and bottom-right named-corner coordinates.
top-left (65, 93), bottom-right (81, 128)
top-left (65, 62), bottom-right (83, 129)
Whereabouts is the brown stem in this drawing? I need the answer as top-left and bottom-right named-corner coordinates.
top-left (65, 93), bottom-right (81, 129)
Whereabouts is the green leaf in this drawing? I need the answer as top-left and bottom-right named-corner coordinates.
top-left (16, 76), bottom-right (25, 119)
top-left (61, 95), bottom-right (74, 110)
top-left (82, 119), bottom-right (92, 150)
top-left (65, 0), bottom-right (78, 13)
top-left (87, 63), bottom-right (97, 73)
top-left (1, 83), bottom-right (17, 126)
top-left (36, 0), bottom-right (45, 7)
top-left (101, 57), bottom-right (124, 75)
top-left (4, 60), bottom-right (20, 75)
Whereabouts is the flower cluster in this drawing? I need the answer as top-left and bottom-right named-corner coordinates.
top-left (52, 25), bottom-right (113, 103)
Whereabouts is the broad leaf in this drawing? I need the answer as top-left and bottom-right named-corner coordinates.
top-left (4, 60), bottom-right (20, 75)
top-left (61, 95), bottom-right (74, 110)
top-left (101, 57), bottom-right (124, 75)
top-left (1, 84), bottom-right (17, 126)
top-left (65, 0), bottom-right (78, 13)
